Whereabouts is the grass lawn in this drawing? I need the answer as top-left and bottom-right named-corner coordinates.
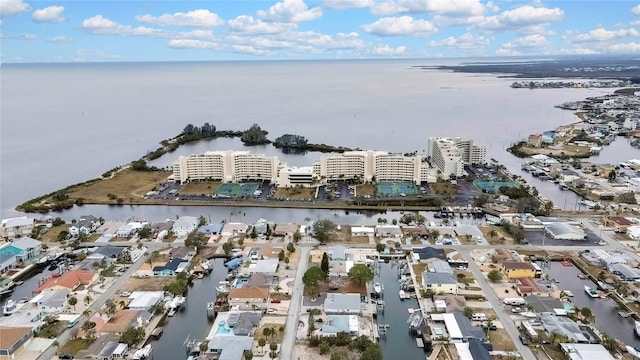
top-left (349, 236), bottom-right (371, 244)
top-left (68, 169), bottom-right (170, 203)
top-left (488, 328), bottom-right (516, 351)
top-left (179, 181), bottom-right (221, 195)
top-left (430, 180), bottom-right (457, 195)
top-left (479, 225), bottom-right (516, 245)
top-left (36, 321), bottom-right (67, 339)
top-left (355, 184), bottom-right (376, 196)
top-left (121, 277), bottom-right (174, 292)
top-left (454, 270), bottom-right (475, 285)
top-left (59, 338), bottom-right (92, 355)
top-left (412, 264), bottom-right (427, 286)
top-left (274, 186), bottom-right (316, 200)
top-left (256, 323), bottom-right (285, 342)
top-left (41, 224), bottom-right (69, 242)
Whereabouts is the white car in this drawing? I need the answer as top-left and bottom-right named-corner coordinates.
top-left (266, 308), bottom-right (278, 314)
top-left (120, 291), bottom-right (131, 297)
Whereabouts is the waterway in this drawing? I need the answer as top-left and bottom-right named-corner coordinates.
top-left (375, 261), bottom-right (428, 359)
top-left (147, 258), bottom-right (227, 360)
top-left (546, 261), bottom-right (640, 347)
top-left (2, 263), bottom-right (70, 304)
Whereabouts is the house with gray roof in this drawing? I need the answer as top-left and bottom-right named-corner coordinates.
top-left (427, 259), bottom-right (453, 274)
top-left (423, 272), bottom-right (458, 295)
top-left (541, 314), bottom-right (589, 343)
top-left (197, 223), bottom-right (224, 235)
top-left (329, 245), bottom-right (348, 261)
top-left (69, 215), bottom-right (99, 237)
top-left (525, 295), bottom-right (567, 316)
top-left (93, 245), bottom-right (126, 259)
top-left (411, 247), bottom-right (446, 262)
top-left (226, 312), bottom-right (261, 336)
top-left (324, 293), bottom-right (362, 315)
top-left (544, 222), bottom-right (587, 240)
top-left (248, 259), bottom-right (279, 275)
top-left (75, 334), bottom-right (123, 360)
top-left (30, 289), bottom-right (70, 313)
top-left (375, 225), bottom-right (402, 238)
top-left (207, 336), bottom-right (253, 360)
top-left (609, 263), bottom-right (640, 281)
top-left (321, 315), bottom-right (359, 336)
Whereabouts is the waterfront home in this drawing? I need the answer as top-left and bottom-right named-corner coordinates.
top-left (431, 312), bottom-right (486, 343)
top-left (197, 223), bottom-right (223, 236)
top-left (273, 223), bottom-right (298, 237)
top-left (527, 134), bottom-right (542, 148)
top-left (115, 223), bottom-right (138, 238)
top-left (427, 259), bottom-right (453, 274)
top-left (321, 315), bottom-right (359, 337)
top-left (152, 258), bottom-right (188, 276)
top-left (328, 260), bottom-right (353, 277)
top-left (33, 269), bottom-right (96, 293)
top-left (100, 309), bottom-right (152, 336)
top-left (324, 293), bottom-right (361, 315)
top-left (515, 278), bottom-right (545, 297)
top-left (228, 286), bottom-right (270, 311)
top-left (0, 306), bottom-right (43, 333)
top-left (30, 289), bottom-right (70, 313)
top-left (171, 216), bottom-right (199, 237)
top-left (411, 247), bottom-right (446, 263)
top-left (127, 291), bottom-right (164, 311)
top-left (206, 335), bottom-right (253, 360)
top-left (246, 273), bottom-right (273, 288)
top-left (603, 216), bottom-right (636, 232)
top-left (329, 245), bottom-right (349, 261)
top-left (68, 215), bottom-right (99, 237)
top-left (560, 343), bottom-right (615, 360)
top-left (0, 217), bottom-right (35, 238)
top-left (221, 222), bottom-right (248, 236)
top-left (247, 259), bottom-right (279, 276)
top-left (252, 218), bottom-right (269, 235)
top-left (258, 245), bottom-right (282, 260)
top-left (0, 237), bottom-right (42, 266)
top-left (0, 327), bottom-right (33, 358)
top-left (525, 295), bottom-right (567, 316)
top-left (226, 311), bottom-right (261, 336)
top-left (375, 225), bottom-right (402, 238)
top-left (422, 272), bottom-right (458, 295)
top-left (544, 223), bottom-right (588, 241)
top-left (454, 338), bottom-right (491, 360)
top-left (351, 226), bottom-right (375, 237)
top-left (501, 261), bottom-right (536, 279)
top-left (76, 334), bottom-right (127, 360)
top-left (540, 314), bottom-right (590, 343)
top-left (609, 263), bottom-right (640, 281)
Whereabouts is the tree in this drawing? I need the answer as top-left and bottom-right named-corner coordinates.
top-left (258, 338), bottom-right (266, 353)
top-left (361, 343), bottom-right (383, 360)
top-left (119, 326), bottom-right (145, 346)
top-left (348, 264), bottom-right (374, 285)
top-left (312, 219), bottom-right (337, 243)
top-left (579, 307), bottom-right (594, 323)
top-left (303, 266), bottom-right (328, 288)
top-left (293, 230), bottom-right (301, 243)
top-left (185, 232), bottom-right (208, 250)
top-left (330, 353), bottom-right (342, 360)
top-left (321, 252), bottom-right (329, 275)
top-left (278, 250), bottom-right (285, 261)
top-left (222, 240), bottom-right (235, 255)
top-left (488, 229), bottom-right (498, 241)
top-left (244, 350), bottom-right (254, 360)
top-left (68, 296), bottom-right (78, 311)
top-left (263, 327), bottom-right (273, 338)
top-left (137, 225), bottom-right (152, 240)
top-left (319, 341), bottom-right (330, 355)
top-left (306, 284), bottom-right (320, 302)
top-left (608, 169), bottom-right (617, 182)
top-left (487, 269), bottom-right (503, 282)
top-left (463, 307), bottom-right (473, 319)
top-left (269, 342), bottom-right (277, 352)
top-left (149, 302), bottom-right (165, 316)
top-left (287, 242), bottom-right (295, 253)
top-left (199, 341), bottom-right (209, 353)
top-left (104, 299), bottom-right (117, 315)
top-left (375, 243), bottom-right (385, 253)
top-left (241, 124), bottom-right (270, 145)
top-left (429, 229), bottom-right (440, 241)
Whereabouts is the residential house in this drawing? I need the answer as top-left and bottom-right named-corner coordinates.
top-left (30, 289), bottom-right (70, 313)
top-left (207, 335), bottom-right (254, 360)
top-left (258, 245), bottom-right (282, 260)
top-left (412, 247), bottom-right (446, 263)
top-left (454, 338), bottom-right (491, 360)
top-left (115, 224), bottom-right (138, 238)
top-left (437, 312), bottom-right (486, 342)
top-left (501, 262), bottom-right (536, 279)
top-left (351, 226), bottom-right (375, 237)
top-left (422, 272), bottom-right (458, 295)
top-left (1, 217), bottom-right (35, 238)
top-left (401, 226), bottom-right (429, 239)
top-left (172, 216), bottom-right (199, 237)
top-left (152, 258), bottom-right (188, 276)
top-left (100, 310), bottom-right (152, 336)
top-left (609, 263), bottom-right (640, 281)
top-left (0, 327), bottom-right (33, 359)
top-left (602, 216), bottom-right (635, 232)
top-left (197, 223), bottom-right (224, 235)
top-left (68, 215), bottom-right (99, 237)
top-left (375, 225), bottom-right (402, 238)
top-left (516, 278), bottom-right (544, 297)
top-left (273, 223), bottom-right (298, 237)
top-left (324, 293), bottom-right (361, 315)
top-left (0, 237), bottom-right (42, 263)
top-left (328, 260), bottom-right (353, 277)
top-left (127, 291), bottom-right (164, 311)
top-left (247, 273), bottom-right (273, 288)
top-left (528, 134), bottom-right (542, 148)
top-left (226, 312), bottom-right (261, 336)
top-left (525, 295), bottom-right (567, 316)
top-left (92, 245), bottom-right (126, 260)
top-left (228, 286), bottom-right (270, 311)
top-left (321, 315), bottom-right (359, 337)
top-left (33, 269), bottom-right (95, 294)
top-left (540, 314), bottom-right (590, 343)
top-left (427, 259), bottom-right (453, 274)
top-left (329, 245), bottom-right (348, 261)
top-left (76, 334), bottom-right (128, 360)
top-left (247, 259), bottom-right (279, 276)
top-left (220, 223), bottom-right (248, 236)
top-left (252, 218), bottom-right (269, 235)
top-left (559, 344), bottom-right (615, 360)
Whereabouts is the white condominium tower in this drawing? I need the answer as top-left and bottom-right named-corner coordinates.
top-left (427, 137), bottom-right (486, 178)
top-left (172, 150), bottom-right (279, 183)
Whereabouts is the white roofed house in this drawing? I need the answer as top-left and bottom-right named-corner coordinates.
top-left (375, 225), bottom-right (402, 239)
top-left (324, 293), bottom-right (362, 315)
top-left (30, 289), bottom-right (70, 313)
top-left (115, 222), bottom-right (144, 238)
top-left (68, 215), bottom-right (99, 237)
top-left (127, 291), bottom-right (164, 310)
top-left (1, 217), bottom-right (35, 238)
top-left (0, 237), bottom-right (42, 264)
top-left (221, 223), bottom-right (249, 236)
top-left (171, 216), bottom-right (199, 237)
top-left (544, 223), bottom-right (588, 241)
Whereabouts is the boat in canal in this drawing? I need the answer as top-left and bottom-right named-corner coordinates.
top-left (0, 279), bottom-right (15, 295)
top-left (131, 344), bottom-right (152, 360)
top-left (399, 290), bottom-right (406, 300)
top-left (373, 282), bottom-right (382, 294)
top-left (635, 321), bottom-right (640, 337)
top-left (585, 285), bottom-right (599, 298)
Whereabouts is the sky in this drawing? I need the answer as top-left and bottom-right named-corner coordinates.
top-left (1, 0), bottom-right (640, 62)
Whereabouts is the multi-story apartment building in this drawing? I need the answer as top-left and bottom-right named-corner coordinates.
top-left (427, 137), bottom-right (486, 178)
top-left (171, 150), bottom-right (278, 183)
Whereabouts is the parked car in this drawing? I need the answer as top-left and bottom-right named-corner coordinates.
top-left (120, 291), bottom-right (131, 297)
top-left (519, 335), bottom-right (529, 345)
top-left (265, 308), bottom-right (278, 314)
top-left (59, 354), bottom-right (74, 360)
top-left (271, 299), bottom-right (281, 303)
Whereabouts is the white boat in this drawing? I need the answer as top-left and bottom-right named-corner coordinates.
top-left (207, 302), bottom-right (216, 318)
top-left (519, 311), bottom-right (537, 318)
top-left (2, 300), bottom-right (18, 316)
top-left (399, 290), bottom-right (406, 300)
top-left (585, 285), bottom-right (599, 298)
top-left (0, 279), bottom-right (15, 295)
top-left (373, 282), bottom-right (382, 294)
top-left (131, 344), bottom-right (152, 360)
top-left (635, 321), bottom-right (640, 337)
top-left (167, 308), bottom-right (177, 317)
top-left (216, 285), bottom-right (230, 294)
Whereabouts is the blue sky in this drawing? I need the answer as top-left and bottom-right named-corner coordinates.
top-left (1, 0), bottom-right (640, 62)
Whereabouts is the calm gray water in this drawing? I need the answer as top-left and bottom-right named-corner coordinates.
top-left (547, 261), bottom-right (640, 347)
top-left (1, 60), bottom-right (629, 218)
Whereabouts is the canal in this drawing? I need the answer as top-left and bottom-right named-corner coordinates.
top-left (547, 261), bottom-right (640, 347)
top-left (376, 261), bottom-right (429, 359)
top-left (147, 258), bottom-right (227, 360)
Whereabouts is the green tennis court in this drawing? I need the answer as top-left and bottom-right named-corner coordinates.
top-left (215, 182), bottom-right (260, 197)
top-left (376, 182), bottom-right (419, 196)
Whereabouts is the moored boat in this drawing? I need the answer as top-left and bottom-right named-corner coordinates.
top-left (635, 321), bottom-right (640, 337)
top-left (373, 282), bottom-right (382, 294)
top-left (585, 285), bottom-right (599, 298)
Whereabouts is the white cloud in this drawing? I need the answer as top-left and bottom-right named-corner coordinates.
top-left (232, 45), bottom-right (272, 55)
top-left (372, 44), bottom-right (407, 55)
top-left (176, 29), bottom-right (214, 40)
top-left (280, 30), bottom-right (364, 49)
top-left (228, 35), bottom-right (293, 49)
top-left (73, 49), bottom-right (120, 62)
top-left (608, 42), bottom-right (640, 53)
top-left (32, 5), bottom-right (64, 23)
top-left (632, 4), bottom-right (640, 16)
top-left (573, 28), bottom-right (639, 43)
top-left (371, 0), bottom-right (486, 16)
top-left (429, 32), bottom-right (490, 49)
top-left (322, 0), bottom-right (372, 10)
top-left (168, 39), bottom-right (218, 49)
top-left (558, 47), bottom-right (600, 55)
top-left (228, 15), bottom-right (296, 35)
top-left (362, 16), bottom-right (437, 36)
top-left (49, 35), bottom-right (72, 43)
top-left (0, 32), bottom-right (37, 40)
top-left (495, 48), bottom-right (520, 56)
top-left (81, 15), bottom-right (166, 37)
top-left (135, 9), bottom-right (224, 27)
top-left (258, 0), bottom-right (322, 23)
top-left (502, 34), bottom-right (549, 49)
top-left (478, 5), bottom-right (563, 32)
top-left (0, 0), bottom-right (30, 18)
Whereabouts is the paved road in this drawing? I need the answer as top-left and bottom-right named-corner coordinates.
top-left (461, 251), bottom-right (536, 360)
top-left (279, 245), bottom-right (311, 360)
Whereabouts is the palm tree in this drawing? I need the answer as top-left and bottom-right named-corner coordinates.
top-left (84, 295), bottom-right (92, 306)
top-left (68, 296), bottom-right (78, 311)
top-left (488, 229), bottom-right (498, 241)
top-left (429, 229), bottom-right (440, 241)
